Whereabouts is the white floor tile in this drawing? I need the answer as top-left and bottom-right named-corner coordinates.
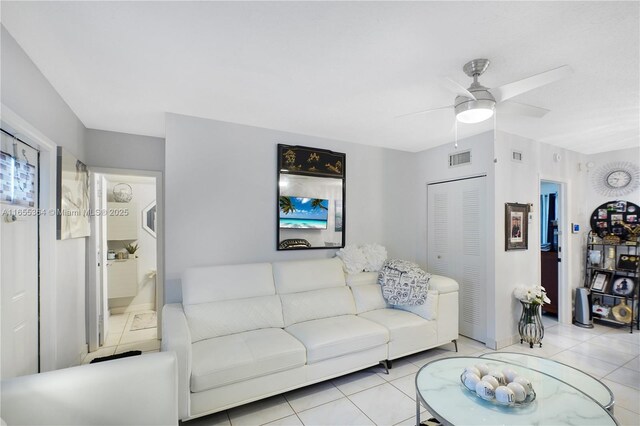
top-left (544, 323), bottom-right (603, 341)
top-left (389, 374), bottom-right (417, 398)
top-left (375, 359), bottom-right (420, 381)
top-left (181, 411), bottom-right (230, 426)
top-left (348, 382), bottom-right (416, 426)
top-left (613, 406), bottom-right (640, 426)
top-left (405, 348), bottom-right (453, 368)
top-left (537, 333), bottom-right (583, 350)
top-left (296, 397), bottom-right (373, 426)
top-left (264, 414), bottom-right (303, 426)
top-left (103, 330), bottom-right (123, 347)
top-left (331, 370), bottom-right (386, 396)
top-left (119, 326), bottom-right (157, 344)
top-left (393, 410), bottom-right (430, 426)
top-left (115, 338), bottom-right (160, 354)
top-left (285, 381), bottom-right (343, 413)
top-left (568, 341), bottom-right (637, 367)
top-left (455, 336), bottom-right (488, 355)
top-left (602, 379), bottom-right (640, 414)
top-left (551, 351), bottom-right (619, 379)
top-left (228, 395), bottom-right (295, 426)
top-left (605, 367), bottom-right (640, 390)
top-left (589, 334), bottom-right (640, 356)
top-left (503, 340), bottom-right (566, 358)
top-left (623, 356), bottom-right (640, 372)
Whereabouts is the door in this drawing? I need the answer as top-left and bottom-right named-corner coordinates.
top-left (427, 176), bottom-right (487, 342)
top-left (540, 181), bottom-right (561, 315)
top-left (0, 133), bottom-right (39, 378)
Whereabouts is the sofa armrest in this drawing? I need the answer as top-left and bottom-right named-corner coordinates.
top-left (0, 352), bottom-right (178, 425)
top-left (162, 303), bottom-right (192, 420)
top-left (429, 274), bottom-right (459, 294)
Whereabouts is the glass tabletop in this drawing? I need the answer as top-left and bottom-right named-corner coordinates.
top-left (479, 352), bottom-right (614, 410)
top-left (415, 356), bottom-right (618, 426)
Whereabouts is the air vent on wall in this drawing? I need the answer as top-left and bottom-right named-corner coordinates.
top-left (449, 150), bottom-right (471, 167)
top-left (512, 150), bottom-right (523, 162)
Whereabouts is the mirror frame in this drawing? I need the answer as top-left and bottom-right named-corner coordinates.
top-left (277, 144), bottom-right (346, 251)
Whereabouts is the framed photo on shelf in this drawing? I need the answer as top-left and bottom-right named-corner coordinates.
top-left (617, 254), bottom-right (639, 272)
top-left (590, 271), bottom-right (612, 292)
top-left (505, 203), bottom-right (529, 251)
top-left (610, 275), bottom-right (636, 297)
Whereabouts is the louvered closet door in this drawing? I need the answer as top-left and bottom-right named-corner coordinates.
top-left (427, 177), bottom-right (486, 342)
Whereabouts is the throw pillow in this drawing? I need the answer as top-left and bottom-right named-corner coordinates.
top-left (362, 243), bottom-right (388, 272)
top-left (336, 245), bottom-right (367, 274)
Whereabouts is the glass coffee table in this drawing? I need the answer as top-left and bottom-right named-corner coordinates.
top-left (415, 356), bottom-right (618, 426)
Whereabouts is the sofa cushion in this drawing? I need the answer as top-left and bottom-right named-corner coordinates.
top-left (280, 287), bottom-right (356, 327)
top-left (350, 284), bottom-right (387, 314)
top-left (185, 295), bottom-right (284, 343)
top-left (285, 315), bottom-right (389, 364)
top-left (182, 263), bottom-right (275, 305)
top-left (358, 308), bottom-right (436, 358)
top-left (393, 290), bottom-right (439, 320)
top-left (190, 328), bottom-right (306, 392)
top-left (273, 258), bottom-right (346, 294)
top-left (345, 272), bottom-right (379, 287)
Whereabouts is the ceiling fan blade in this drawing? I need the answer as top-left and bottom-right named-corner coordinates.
top-left (442, 77), bottom-right (477, 100)
top-left (497, 101), bottom-right (550, 118)
top-left (395, 105), bottom-right (453, 118)
top-left (490, 65), bottom-right (573, 103)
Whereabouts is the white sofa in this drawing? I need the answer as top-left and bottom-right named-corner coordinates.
top-left (162, 258), bottom-right (459, 421)
top-left (0, 352), bottom-right (178, 425)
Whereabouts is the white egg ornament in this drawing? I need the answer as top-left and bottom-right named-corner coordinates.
top-left (502, 368), bottom-right (518, 383)
top-left (463, 372), bottom-right (481, 391)
top-left (481, 375), bottom-right (500, 389)
top-left (513, 376), bottom-right (533, 395)
top-left (464, 366), bottom-right (481, 378)
top-left (507, 382), bottom-right (527, 402)
top-left (488, 369), bottom-right (507, 385)
top-left (475, 380), bottom-right (496, 401)
top-left (475, 363), bottom-right (490, 377)
top-left (495, 386), bottom-right (516, 404)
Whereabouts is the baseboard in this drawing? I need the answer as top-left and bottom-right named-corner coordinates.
top-left (110, 302), bottom-right (155, 315)
top-left (489, 334), bottom-right (521, 350)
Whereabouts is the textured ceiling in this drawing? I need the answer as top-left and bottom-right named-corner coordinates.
top-left (1, 1), bottom-right (638, 153)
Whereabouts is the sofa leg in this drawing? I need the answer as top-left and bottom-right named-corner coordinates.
top-left (379, 360), bottom-right (389, 375)
top-left (452, 339), bottom-right (458, 353)
top-left (387, 360), bottom-right (393, 369)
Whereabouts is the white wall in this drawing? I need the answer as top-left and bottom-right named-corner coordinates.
top-left (85, 129), bottom-right (165, 172)
top-left (164, 113), bottom-right (417, 302)
top-left (492, 131), bottom-right (587, 348)
top-left (106, 180), bottom-right (157, 311)
top-left (1, 25), bottom-right (88, 369)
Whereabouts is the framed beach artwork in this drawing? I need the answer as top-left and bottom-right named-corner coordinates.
top-left (57, 147), bottom-right (90, 239)
top-left (505, 203), bottom-right (529, 251)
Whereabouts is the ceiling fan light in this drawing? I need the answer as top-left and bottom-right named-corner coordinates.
top-left (454, 98), bottom-right (496, 124)
top-left (456, 108), bottom-right (494, 124)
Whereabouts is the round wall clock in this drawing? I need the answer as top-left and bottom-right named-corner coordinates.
top-left (591, 161), bottom-right (640, 196)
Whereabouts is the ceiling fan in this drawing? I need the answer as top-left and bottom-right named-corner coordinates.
top-left (400, 59), bottom-right (573, 124)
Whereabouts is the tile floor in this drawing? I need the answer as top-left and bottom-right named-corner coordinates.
top-left (183, 317), bottom-right (640, 426)
top-left (82, 310), bottom-right (160, 364)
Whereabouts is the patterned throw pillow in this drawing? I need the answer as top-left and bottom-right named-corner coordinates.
top-left (378, 259), bottom-right (431, 306)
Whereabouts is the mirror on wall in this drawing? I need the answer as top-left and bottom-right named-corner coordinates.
top-left (277, 144), bottom-right (345, 250)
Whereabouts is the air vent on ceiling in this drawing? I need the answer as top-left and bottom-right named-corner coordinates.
top-left (449, 150), bottom-right (471, 167)
top-left (512, 150), bottom-right (523, 162)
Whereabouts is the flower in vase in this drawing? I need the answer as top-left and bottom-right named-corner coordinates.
top-left (513, 284), bottom-right (551, 306)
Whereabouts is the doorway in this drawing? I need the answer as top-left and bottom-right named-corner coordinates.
top-left (540, 180), bottom-right (561, 318)
top-left (86, 169), bottom-right (162, 360)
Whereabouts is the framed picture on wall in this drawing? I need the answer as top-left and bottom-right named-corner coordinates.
top-left (505, 203), bottom-right (529, 251)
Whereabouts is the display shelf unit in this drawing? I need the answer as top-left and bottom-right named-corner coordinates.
top-left (585, 231), bottom-right (639, 333)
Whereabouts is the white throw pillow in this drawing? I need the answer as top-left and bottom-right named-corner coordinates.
top-left (361, 243), bottom-right (387, 272)
top-left (336, 245), bottom-right (367, 274)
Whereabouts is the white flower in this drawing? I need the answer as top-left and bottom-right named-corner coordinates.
top-left (513, 284), bottom-right (551, 305)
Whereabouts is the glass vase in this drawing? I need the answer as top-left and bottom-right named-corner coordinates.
top-left (518, 301), bottom-right (544, 348)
